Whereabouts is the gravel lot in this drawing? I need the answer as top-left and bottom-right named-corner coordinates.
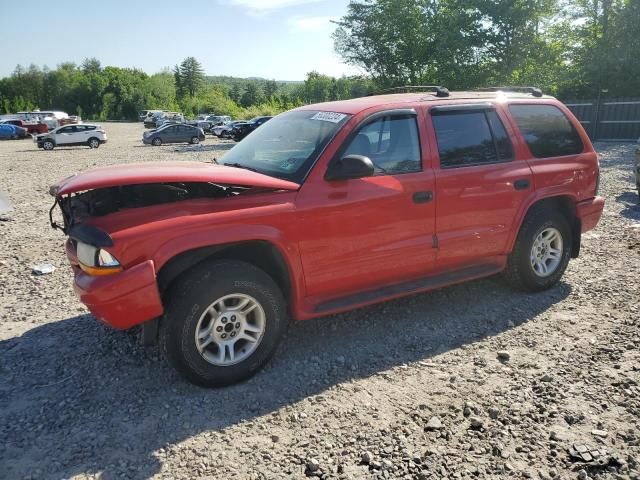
top-left (0, 123), bottom-right (639, 480)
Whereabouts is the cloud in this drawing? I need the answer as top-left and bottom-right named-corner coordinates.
top-left (223, 0), bottom-right (325, 15)
top-left (288, 16), bottom-right (334, 32)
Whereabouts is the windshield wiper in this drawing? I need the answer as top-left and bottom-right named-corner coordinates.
top-left (224, 162), bottom-right (262, 174)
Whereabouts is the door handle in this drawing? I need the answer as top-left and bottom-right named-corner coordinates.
top-left (514, 179), bottom-right (530, 190)
top-left (413, 191), bottom-right (433, 203)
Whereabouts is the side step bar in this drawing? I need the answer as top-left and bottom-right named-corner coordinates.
top-left (314, 263), bottom-right (502, 314)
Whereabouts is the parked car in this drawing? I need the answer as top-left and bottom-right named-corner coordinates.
top-left (156, 114), bottom-right (185, 128)
top-left (231, 116), bottom-right (272, 141)
top-left (0, 119), bottom-right (48, 135)
top-left (35, 124), bottom-right (107, 150)
top-left (142, 123), bottom-right (205, 146)
top-left (212, 120), bottom-right (245, 138)
top-left (49, 86), bottom-right (604, 387)
top-left (0, 123), bottom-right (28, 139)
top-left (189, 115), bottom-right (232, 133)
top-left (59, 116), bottom-right (82, 126)
top-left (144, 111), bottom-right (175, 128)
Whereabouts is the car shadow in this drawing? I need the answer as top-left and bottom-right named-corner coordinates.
top-left (0, 277), bottom-right (572, 479)
top-left (615, 191), bottom-right (640, 220)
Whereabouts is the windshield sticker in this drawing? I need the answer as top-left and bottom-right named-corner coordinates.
top-left (310, 112), bottom-right (347, 123)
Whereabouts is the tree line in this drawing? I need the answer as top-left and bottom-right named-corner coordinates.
top-left (1, 0), bottom-right (637, 120)
top-left (0, 56), bottom-right (372, 121)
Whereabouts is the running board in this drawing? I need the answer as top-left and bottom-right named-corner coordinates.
top-left (314, 263), bottom-right (502, 314)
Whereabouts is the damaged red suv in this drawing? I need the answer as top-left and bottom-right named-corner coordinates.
top-left (50, 87), bottom-right (604, 387)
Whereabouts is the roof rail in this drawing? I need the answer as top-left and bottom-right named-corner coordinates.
top-left (369, 85), bottom-right (450, 97)
top-left (474, 86), bottom-right (543, 98)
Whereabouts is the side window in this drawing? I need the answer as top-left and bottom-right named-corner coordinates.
top-left (57, 126), bottom-right (71, 134)
top-left (432, 110), bottom-right (513, 168)
top-left (342, 115), bottom-right (421, 174)
top-left (509, 104), bottom-right (583, 158)
top-left (85, 125), bottom-right (96, 131)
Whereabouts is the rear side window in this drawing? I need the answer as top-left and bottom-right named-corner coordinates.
top-left (509, 104), bottom-right (583, 158)
top-left (432, 110), bottom-right (513, 168)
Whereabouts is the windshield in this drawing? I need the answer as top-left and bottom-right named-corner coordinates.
top-left (221, 110), bottom-right (350, 183)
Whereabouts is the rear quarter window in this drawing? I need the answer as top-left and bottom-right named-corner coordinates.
top-left (509, 104), bottom-right (584, 158)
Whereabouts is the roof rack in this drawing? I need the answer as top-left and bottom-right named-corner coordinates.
top-left (369, 85), bottom-right (450, 97)
top-left (474, 86), bottom-right (543, 98)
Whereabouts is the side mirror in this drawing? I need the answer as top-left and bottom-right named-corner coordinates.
top-left (326, 155), bottom-right (375, 181)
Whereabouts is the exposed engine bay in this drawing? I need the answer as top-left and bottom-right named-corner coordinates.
top-left (50, 182), bottom-right (248, 233)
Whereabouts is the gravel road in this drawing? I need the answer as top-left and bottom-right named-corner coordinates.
top-left (0, 123), bottom-right (639, 480)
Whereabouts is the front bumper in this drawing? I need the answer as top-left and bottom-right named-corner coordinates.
top-left (66, 240), bottom-right (164, 329)
top-left (576, 196), bottom-right (605, 232)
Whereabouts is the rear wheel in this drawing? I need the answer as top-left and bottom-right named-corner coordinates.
top-left (88, 137), bottom-right (100, 149)
top-left (190, 136), bottom-right (199, 144)
top-left (161, 260), bottom-right (288, 387)
top-left (152, 137), bottom-right (162, 146)
top-left (42, 140), bottom-right (54, 150)
top-left (503, 206), bottom-right (572, 292)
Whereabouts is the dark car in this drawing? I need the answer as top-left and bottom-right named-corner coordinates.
top-left (143, 124), bottom-right (205, 146)
top-left (0, 123), bottom-right (29, 139)
top-left (231, 116), bottom-right (272, 141)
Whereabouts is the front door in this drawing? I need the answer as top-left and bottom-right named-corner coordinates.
top-left (296, 110), bottom-right (437, 301)
top-left (55, 126), bottom-right (75, 145)
top-left (429, 104), bottom-right (533, 270)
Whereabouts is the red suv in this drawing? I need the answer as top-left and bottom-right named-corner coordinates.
top-left (50, 87), bottom-right (604, 387)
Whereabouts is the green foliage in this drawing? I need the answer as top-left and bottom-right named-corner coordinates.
top-left (334, 0), bottom-right (640, 98)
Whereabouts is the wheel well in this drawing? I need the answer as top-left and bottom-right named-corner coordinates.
top-left (157, 241), bottom-right (292, 300)
top-left (525, 196), bottom-right (581, 258)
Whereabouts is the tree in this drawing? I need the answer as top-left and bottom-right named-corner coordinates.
top-left (175, 57), bottom-right (205, 97)
top-left (240, 83), bottom-right (264, 107)
top-left (264, 79), bottom-right (278, 98)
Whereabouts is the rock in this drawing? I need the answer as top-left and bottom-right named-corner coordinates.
top-left (541, 373), bottom-right (553, 382)
top-left (271, 434), bottom-right (280, 443)
top-left (306, 458), bottom-right (320, 473)
top-left (577, 469), bottom-right (588, 480)
top-left (489, 407), bottom-right (500, 419)
top-left (32, 263), bottom-right (55, 275)
top-left (497, 350), bottom-right (511, 361)
top-left (425, 416), bottom-right (444, 430)
top-left (469, 416), bottom-right (484, 429)
top-left (361, 451), bottom-right (373, 465)
top-left (591, 429), bottom-right (608, 438)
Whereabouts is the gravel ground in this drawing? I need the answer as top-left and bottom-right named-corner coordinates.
top-left (0, 123), bottom-right (639, 480)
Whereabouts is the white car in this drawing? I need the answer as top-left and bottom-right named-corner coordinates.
top-left (35, 124), bottom-right (107, 150)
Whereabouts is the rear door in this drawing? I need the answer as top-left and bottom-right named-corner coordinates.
top-left (429, 104), bottom-right (533, 270)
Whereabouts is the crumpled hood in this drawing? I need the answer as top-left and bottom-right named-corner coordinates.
top-left (50, 161), bottom-right (300, 196)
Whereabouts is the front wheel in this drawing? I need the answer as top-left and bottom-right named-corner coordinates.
top-left (42, 140), bottom-right (54, 150)
top-left (152, 137), bottom-right (162, 146)
top-left (161, 260), bottom-right (288, 387)
top-left (503, 207), bottom-right (572, 292)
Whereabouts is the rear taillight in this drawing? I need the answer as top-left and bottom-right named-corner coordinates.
top-left (96, 129), bottom-right (105, 133)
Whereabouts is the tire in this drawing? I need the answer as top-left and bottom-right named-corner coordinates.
top-left (503, 206), bottom-right (572, 292)
top-left (190, 136), bottom-right (199, 144)
top-left (152, 137), bottom-right (162, 146)
top-left (161, 260), bottom-right (288, 387)
top-left (88, 137), bottom-right (100, 149)
top-left (42, 140), bottom-right (54, 150)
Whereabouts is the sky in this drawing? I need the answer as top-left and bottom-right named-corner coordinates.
top-left (0, 0), bottom-right (362, 80)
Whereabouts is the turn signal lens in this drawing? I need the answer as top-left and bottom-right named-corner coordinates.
top-left (76, 241), bottom-right (122, 276)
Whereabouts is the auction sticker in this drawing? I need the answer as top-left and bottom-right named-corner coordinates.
top-left (310, 111), bottom-right (347, 123)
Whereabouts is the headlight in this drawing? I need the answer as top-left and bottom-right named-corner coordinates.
top-left (76, 241), bottom-right (122, 276)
